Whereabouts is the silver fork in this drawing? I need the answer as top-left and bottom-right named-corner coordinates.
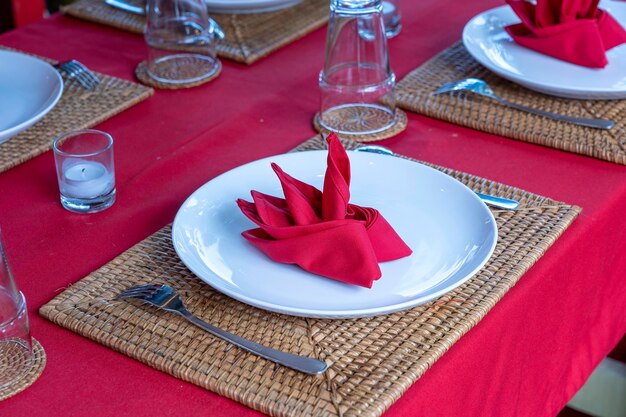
top-left (432, 78), bottom-right (614, 130)
top-left (54, 60), bottom-right (101, 91)
top-left (116, 284), bottom-right (328, 375)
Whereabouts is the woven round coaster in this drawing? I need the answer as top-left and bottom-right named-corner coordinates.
top-left (135, 59), bottom-right (222, 90)
top-left (0, 338), bottom-right (46, 401)
top-left (313, 108), bottom-right (408, 142)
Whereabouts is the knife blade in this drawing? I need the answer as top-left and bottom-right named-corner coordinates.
top-left (105, 0), bottom-right (145, 15)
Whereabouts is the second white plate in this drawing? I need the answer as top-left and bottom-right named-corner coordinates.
top-left (0, 50), bottom-right (64, 144)
top-left (205, 0), bottom-right (303, 14)
top-left (463, 1), bottom-right (626, 99)
top-left (172, 151), bottom-right (497, 318)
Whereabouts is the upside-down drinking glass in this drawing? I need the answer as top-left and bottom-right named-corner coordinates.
top-left (0, 227), bottom-right (33, 390)
top-left (319, 0), bottom-right (397, 136)
top-left (382, 0), bottom-right (401, 38)
top-left (145, 0), bottom-right (221, 85)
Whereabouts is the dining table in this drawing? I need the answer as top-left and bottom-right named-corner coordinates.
top-left (1, 0), bottom-right (625, 416)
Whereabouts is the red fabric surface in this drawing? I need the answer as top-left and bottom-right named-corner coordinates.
top-left (238, 134), bottom-right (411, 287)
top-left (505, 0), bottom-right (626, 68)
top-left (11, 0), bottom-right (45, 27)
top-left (1, 1), bottom-right (625, 416)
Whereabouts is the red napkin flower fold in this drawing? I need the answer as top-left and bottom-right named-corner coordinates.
top-left (236, 134), bottom-right (412, 288)
top-left (505, 0), bottom-right (626, 68)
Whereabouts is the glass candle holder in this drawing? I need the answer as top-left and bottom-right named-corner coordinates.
top-left (52, 129), bottom-right (116, 214)
top-left (319, 0), bottom-right (397, 136)
top-left (0, 227), bottom-right (33, 390)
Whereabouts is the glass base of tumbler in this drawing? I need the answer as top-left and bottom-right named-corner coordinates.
top-left (147, 54), bottom-right (219, 85)
top-left (382, 0), bottom-right (401, 38)
top-left (319, 104), bottom-right (396, 135)
top-left (385, 22), bottom-right (401, 38)
top-left (60, 189), bottom-right (116, 214)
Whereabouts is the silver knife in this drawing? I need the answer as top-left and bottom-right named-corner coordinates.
top-left (105, 0), bottom-right (145, 15)
top-left (104, 0), bottom-right (226, 39)
top-left (354, 145), bottom-right (520, 210)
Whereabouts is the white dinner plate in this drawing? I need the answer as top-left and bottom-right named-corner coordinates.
top-left (463, 1), bottom-right (626, 99)
top-left (205, 0), bottom-right (303, 14)
top-left (0, 50), bottom-right (64, 144)
top-left (172, 151), bottom-right (497, 318)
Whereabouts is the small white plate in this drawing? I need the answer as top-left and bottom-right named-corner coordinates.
top-left (463, 1), bottom-right (626, 99)
top-left (0, 50), bottom-right (64, 144)
top-left (172, 151), bottom-right (498, 318)
top-left (205, 0), bottom-right (303, 14)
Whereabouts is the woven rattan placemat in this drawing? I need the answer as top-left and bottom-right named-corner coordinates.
top-left (40, 135), bottom-right (580, 417)
top-left (61, 0), bottom-right (329, 65)
top-left (0, 47), bottom-right (153, 174)
top-left (395, 42), bottom-right (626, 165)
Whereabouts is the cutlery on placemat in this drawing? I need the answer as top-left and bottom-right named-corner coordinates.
top-left (104, 0), bottom-right (226, 40)
top-left (54, 60), bottom-right (101, 90)
top-left (116, 284), bottom-right (328, 375)
top-left (432, 78), bottom-right (614, 130)
top-left (355, 145), bottom-right (520, 210)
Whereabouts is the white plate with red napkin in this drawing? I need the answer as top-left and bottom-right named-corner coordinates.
top-left (173, 140), bottom-right (497, 318)
top-left (463, 0), bottom-right (626, 99)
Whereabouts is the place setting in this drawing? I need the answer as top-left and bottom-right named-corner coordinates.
top-left (0, 1), bottom-right (575, 415)
top-left (2, 0), bottom-right (606, 415)
top-left (394, 0), bottom-right (626, 165)
top-left (39, 127), bottom-right (580, 416)
top-left (60, 0), bottom-right (330, 64)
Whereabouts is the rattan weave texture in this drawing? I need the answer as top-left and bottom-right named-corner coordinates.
top-left (395, 42), bottom-right (626, 165)
top-left (61, 0), bottom-right (329, 65)
top-left (134, 59), bottom-right (222, 89)
top-left (40, 136), bottom-right (580, 417)
top-left (0, 339), bottom-right (46, 401)
top-left (0, 47), bottom-right (154, 174)
top-left (313, 109), bottom-right (408, 142)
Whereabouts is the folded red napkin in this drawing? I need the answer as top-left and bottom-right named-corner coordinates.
top-left (236, 134), bottom-right (412, 288)
top-left (505, 0), bottom-right (626, 68)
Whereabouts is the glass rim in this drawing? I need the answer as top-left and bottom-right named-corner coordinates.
top-left (319, 71), bottom-right (396, 90)
top-left (0, 291), bottom-right (27, 328)
top-left (52, 129), bottom-right (113, 158)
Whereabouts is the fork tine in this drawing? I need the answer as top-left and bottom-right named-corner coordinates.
top-left (76, 71), bottom-right (98, 90)
top-left (432, 81), bottom-right (458, 95)
top-left (58, 60), bottom-right (100, 91)
top-left (71, 60), bottom-right (101, 87)
top-left (74, 66), bottom-right (100, 90)
top-left (117, 287), bottom-right (154, 297)
top-left (118, 284), bottom-right (158, 295)
top-left (116, 284), bottom-right (160, 299)
top-left (67, 61), bottom-right (99, 91)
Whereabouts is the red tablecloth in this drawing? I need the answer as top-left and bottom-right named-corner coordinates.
top-left (1, 1), bottom-right (625, 416)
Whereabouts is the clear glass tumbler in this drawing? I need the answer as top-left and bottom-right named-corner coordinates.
top-left (0, 228), bottom-right (33, 390)
top-left (382, 0), bottom-right (401, 38)
top-left (319, 0), bottom-right (397, 135)
top-left (145, 0), bottom-right (221, 85)
top-left (53, 129), bottom-right (116, 214)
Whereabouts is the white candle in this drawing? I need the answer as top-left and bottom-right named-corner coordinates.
top-left (60, 160), bottom-right (114, 199)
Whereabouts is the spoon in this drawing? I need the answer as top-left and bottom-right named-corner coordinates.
top-left (354, 145), bottom-right (520, 210)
